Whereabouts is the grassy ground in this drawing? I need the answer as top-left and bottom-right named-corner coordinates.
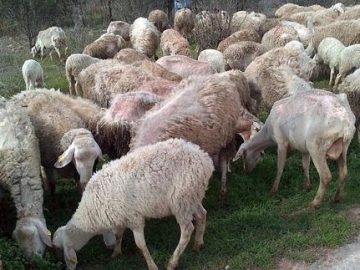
top-left (1, 33), bottom-right (360, 270)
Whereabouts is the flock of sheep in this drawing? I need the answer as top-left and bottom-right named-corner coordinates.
top-left (2, 2), bottom-right (360, 269)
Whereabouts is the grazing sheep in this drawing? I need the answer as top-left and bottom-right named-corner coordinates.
top-left (223, 41), bottom-right (268, 72)
top-left (52, 138), bottom-right (214, 270)
top-left (198, 49), bottom-right (226, 73)
top-left (65, 53), bottom-right (101, 96)
top-left (113, 48), bottom-right (150, 63)
top-left (160, 28), bottom-right (191, 57)
top-left (31, 26), bottom-right (68, 61)
top-left (76, 59), bottom-right (180, 107)
top-left (21, 59), bottom-right (44, 90)
top-left (95, 91), bottom-right (164, 159)
top-left (83, 34), bottom-right (126, 59)
top-left (244, 45), bottom-right (315, 102)
top-left (257, 65), bottom-right (313, 111)
top-left (337, 68), bottom-right (360, 140)
top-left (130, 17), bottom-right (160, 59)
top-left (148, 9), bottom-right (169, 32)
top-left (156, 55), bottom-right (216, 79)
top-left (217, 28), bottom-right (261, 53)
top-left (230, 11), bottom-right (267, 36)
top-left (234, 89), bottom-right (356, 209)
top-left (130, 73), bottom-right (257, 199)
top-left (261, 24), bottom-right (299, 50)
top-left (334, 44), bottom-right (360, 88)
top-left (10, 89), bottom-right (103, 195)
top-left (315, 37), bottom-right (345, 86)
top-left (308, 20), bottom-right (360, 52)
top-left (106, 21), bottom-right (131, 41)
top-left (174, 8), bottom-right (195, 39)
top-left (0, 97), bottom-right (52, 257)
top-left (280, 20), bottom-right (313, 47)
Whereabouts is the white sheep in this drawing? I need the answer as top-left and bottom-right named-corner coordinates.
top-left (130, 17), bottom-right (160, 59)
top-left (52, 138), bottom-right (214, 270)
top-left (197, 49), bottom-right (226, 73)
top-left (31, 26), bottom-right (68, 61)
top-left (21, 59), bottom-right (45, 90)
top-left (0, 96), bottom-right (52, 257)
top-left (334, 44), bottom-right (360, 88)
top-left (65, 53), bottom-right (101, 96)
top-left (10, 89), bottom-right (103, 195)
top-left (315, 37), bottom-right (345, 86)
top-left (234, 89), bottom-right (356, 209)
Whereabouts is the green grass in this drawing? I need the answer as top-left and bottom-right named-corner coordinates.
top-left (1, 34), bottom-right (360, 270)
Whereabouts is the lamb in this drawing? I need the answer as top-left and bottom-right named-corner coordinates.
top-left (65, 53), bottom-right (101, 96)
top-left (130, 73), bottom-right (257, 199)
top-left (130, 17), bottom-right (160, 59)
top-left (10, 89), bottom-right (103, 195)
top-left (217, 28), bottom-right (261, 53)
top-left (160, 28), bottom-right (191, 57)
top-left (337, 68), bottom-right (360, 141)
top-left (315, 37), bottom-right (345, 86)
top-left (234, 89), bottom-right (356, 209)
top-left (156, 55), bottom-right (216, 79)
top-left (148, 9), bottom-right (169, 32)
top-left (198, 49), bottom-right (226, 73)
top-left (244, 45), bottom-right (315, 102)
top-left (52, 138), bottom-right (214, 270)
top-left (106, 21), bottom-right (131, 41)
top-left (174, 8), bottom-right (195, 39)
top-left (334, 44), bottom-right (360, 88)
top-left (31, 26), bottom-right (68, 62)
top-left (223, 41), bottom-right (268, 72)
top-left (82, 34), bottom-right (126, 59)
top-left (21, 59), bottom-right (45, 90)
top-left (0, 97), bottom-right (52, 257)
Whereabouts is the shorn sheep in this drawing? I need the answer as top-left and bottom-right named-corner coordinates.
top-left (234, 89), bottom-right (356, 209)
top-left (52, 138), bottom-right (214, 270)
top-left (0, 96), bottom-right (52, 257)
top-left (65, 53), bottom-right (101, 96)
top-left (31, 26), bottom-right (68, 61)
top-left (10, 89), bottom-right (103, 195)
top-left (22, 59), bottom-right (45, 90)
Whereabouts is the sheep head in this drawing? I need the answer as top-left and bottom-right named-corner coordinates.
top-left (52, 226), bottom-right (78, 270)
top-left (12, 217), bottom-right (52, 257)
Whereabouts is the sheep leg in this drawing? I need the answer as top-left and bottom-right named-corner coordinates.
top-left (167, 220), bottom-right (194, 270)
top-left (193, 204), bottom-right (207, 252)
top-left (43, 167), bottom-right (56, 196)
top-left (329, 68), bottom-right (335, 86)
top-left (0, 186), bottom-right (10, 235)
top-left (271, 143), bottom-right (288, 193)
top-left (218, 151), bottom-right (228, 201)
top-left (69, 75), bottom-right (76, 96)
top-left (132, 225), bottom-right (159, 270)
top-left (308, 153), bottom-right (332, 209)
top-left (333, 146), bottom-right (349, 203)
top-left (54, 47), bottom-right (61, 61)
top-left (111, 227), bottom-right (126, 258)
top-left (302, 153), bottom-right (311, 191)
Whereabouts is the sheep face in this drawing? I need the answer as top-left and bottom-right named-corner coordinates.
top-left (12, 217), bottom-right (52, 257)
top-left (235, 143), bottom-right (261, 173)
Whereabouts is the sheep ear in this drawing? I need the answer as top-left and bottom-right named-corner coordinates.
top-left (233, 144), bottom-right (246, 162)
top-left (54, 145), bottom-right (75, 168)
top-left (35, 221), bottom-right (52, 247)
top-left (64, 244), bottom-right (78, 270)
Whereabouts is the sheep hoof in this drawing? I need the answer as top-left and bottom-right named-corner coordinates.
top-left (303, 183), bottom-right (312, 191)
top-left (193, 242), bottom-right (203, 253)
top-left (166, 263), bottom-right (176, 270)
top-left (332, 194), bottom-right (342, 203)
top-left (217, 191), bottom-right (227, 202)
top-left (270, 186), bottom-right (278, 194)
top-left (110, 250), bottom-right (121, 259)
top-left (308, 202), bottom-right (321, 210)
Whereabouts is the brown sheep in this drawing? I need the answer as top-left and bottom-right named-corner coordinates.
top-left (160, 28), bottom-right (191, 57)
